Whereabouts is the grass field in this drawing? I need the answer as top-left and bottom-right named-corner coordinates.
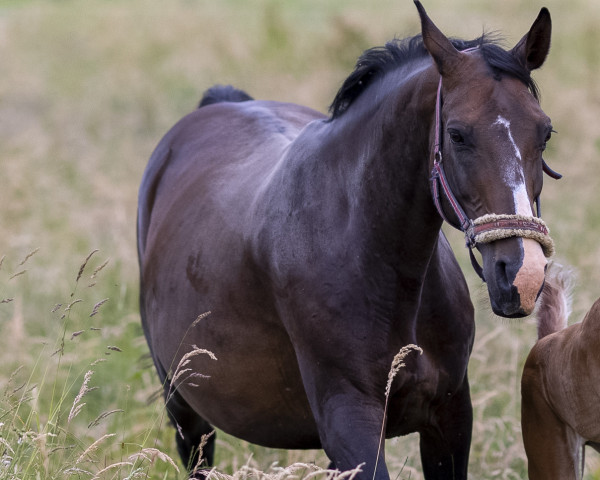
top-left (0, 0), bottom-right (599, 478)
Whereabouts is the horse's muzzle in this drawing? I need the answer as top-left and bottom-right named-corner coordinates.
top-left (481, 237), bottom-right (547, 318)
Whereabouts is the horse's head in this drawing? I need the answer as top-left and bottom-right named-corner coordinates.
top-left (416, 1), bottom-right (554, 317)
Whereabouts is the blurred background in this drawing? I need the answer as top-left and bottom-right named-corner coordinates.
top-left (0, 0), bottom-right (598, 478)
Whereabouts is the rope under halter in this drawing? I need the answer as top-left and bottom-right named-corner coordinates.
top-left (429, 59), bottom-right (561, 281)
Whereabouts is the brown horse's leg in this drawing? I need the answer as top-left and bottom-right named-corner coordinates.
top-left (522, 366), bottom-right (581, 479)
top-left (419, 377), bottom-right (472, 480)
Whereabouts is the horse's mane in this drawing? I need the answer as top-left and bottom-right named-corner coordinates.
top-left (328, 34), bottom-right (540, 119)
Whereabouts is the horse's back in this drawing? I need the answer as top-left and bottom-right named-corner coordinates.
top-left (138, 100), bottom-right (323, 258)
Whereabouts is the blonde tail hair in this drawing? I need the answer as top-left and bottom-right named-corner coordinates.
top-left (536, 262), bottom-right (573, 339)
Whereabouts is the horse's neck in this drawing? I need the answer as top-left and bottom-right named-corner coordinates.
top-left (313, 67), bottom-right (442, 253)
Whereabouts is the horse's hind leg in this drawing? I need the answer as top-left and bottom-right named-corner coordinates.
top-left (154, 359), bottom-right (215, 474)
top-left (165, 386), bottom-right (216, 475)
top-left (419, 377), bottom-right (472, 480)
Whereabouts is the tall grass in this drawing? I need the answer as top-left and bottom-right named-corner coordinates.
top-left (1, 0), bottom-right (600, 478)
top-left (0, 250), bottom-right (180, 478)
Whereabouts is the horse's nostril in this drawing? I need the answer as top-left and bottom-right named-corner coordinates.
top-left (495, 259), bottom-right (511, 290)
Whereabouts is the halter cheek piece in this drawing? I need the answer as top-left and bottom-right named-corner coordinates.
top-left (430, 67), bottom-right (562, 282)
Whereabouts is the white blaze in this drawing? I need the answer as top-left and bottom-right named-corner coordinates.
top-left (494, 115), bottom-right (533, 216)
top-left (494, 116), bottom-right (546, 314)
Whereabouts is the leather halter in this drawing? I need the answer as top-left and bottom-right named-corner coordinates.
top-left (429, 68), bottom-right (561, 281)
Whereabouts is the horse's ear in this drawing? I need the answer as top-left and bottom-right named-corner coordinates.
top-left (414, 0), bottom-right (461, 75)
top-left (511, 8), bottom-right (552, 71)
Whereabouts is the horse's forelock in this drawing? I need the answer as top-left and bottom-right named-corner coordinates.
top-left (479, 42), bottom-right (540, 101)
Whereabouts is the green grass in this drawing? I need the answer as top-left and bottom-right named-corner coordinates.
top-left (1, 0), bottom-right (600, 478)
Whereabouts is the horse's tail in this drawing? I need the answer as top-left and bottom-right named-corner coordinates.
top-left (198, 84), bottom-right (254, 108)
top-left (536, 262), bottom-right (573, 339)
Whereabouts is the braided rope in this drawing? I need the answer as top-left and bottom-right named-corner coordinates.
top-left (466, 214), bottom-right (555, 257)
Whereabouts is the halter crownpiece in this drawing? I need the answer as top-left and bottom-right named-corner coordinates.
top-left (429, 66), bottom-right (561, 281)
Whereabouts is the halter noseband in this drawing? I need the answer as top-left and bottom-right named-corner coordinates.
top-left (430, 67), bottom-right (561, 282)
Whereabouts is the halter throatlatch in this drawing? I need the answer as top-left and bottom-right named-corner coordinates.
top-left (430, 73), bottom-right (560, 281)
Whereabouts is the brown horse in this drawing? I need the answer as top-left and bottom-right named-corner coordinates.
top-left (522, 268), bottom-right (600, 479)
top-left (138, 2), bottom-right (555, 479)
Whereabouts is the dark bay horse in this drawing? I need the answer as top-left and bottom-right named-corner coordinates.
top-left (138, 2), bottom-right (555, 479)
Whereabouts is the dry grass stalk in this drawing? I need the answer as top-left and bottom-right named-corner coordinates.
top-left (169, 345), bottom-right (217, 396)
top-left (329, 465), bottom-right (364, 480)
top-left (9, 270), bottom-right (26, 280)
top-left (71, 330), bottom-right (85, 339)
top-left (0, 437), bottom-right (15, 454)
top-left (191, 311), bottom-right (212, 328)
top-left (18, 247), bottom-right (40, 266)
top-left (49, 444), bottom-right (76, 455)
top-left (69, 370), bottom-right (97, 423)
top-left (65, 299), bottom-right (83, 312)
top-left (128, 447), bottom-right (180, 473)
top-left (64, 467), bottom-right (94, 476)
top-left (4, 366), bottom-right (24, 394)
top-left (91, 461), bottom-right (134, 479)
top-left (76, 250), bottom-right (99, 284)
top-left (75, 433), bottom-right (116, 465)
top-left (191, 430), bottom-right (216, 475)
top-left (90, 258), bottom-right (110, 279)
top-left (374, 344), bottom-right (423, 480)
top-left (204, 462), bottom-right (364, 480)
top-left (385, 344), bottom-right (423, 397)
top-left (90, 298), bottom-right (109, 317)
top-left (87, 409), bottom-right (124, 428)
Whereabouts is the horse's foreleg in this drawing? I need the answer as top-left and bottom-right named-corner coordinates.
top-left (316, 398), bottom-right (390, 480)
top-left (522, 367), bottom-right (582, 480)
top-left (296, 356), bottom-right (390, 480)
top-left (419, 377), bottom-right (472, 480)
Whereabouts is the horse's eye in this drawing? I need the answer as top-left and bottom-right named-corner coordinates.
top-left (448, 129), bottom-right (464, 145)
top-left (542, 128), bottom-right (554, 151)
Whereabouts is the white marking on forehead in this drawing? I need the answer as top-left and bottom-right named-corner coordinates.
top-left (494, 115), bottom-right (533, 216)
top-left (494, 116), bottom-right (522, 161)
